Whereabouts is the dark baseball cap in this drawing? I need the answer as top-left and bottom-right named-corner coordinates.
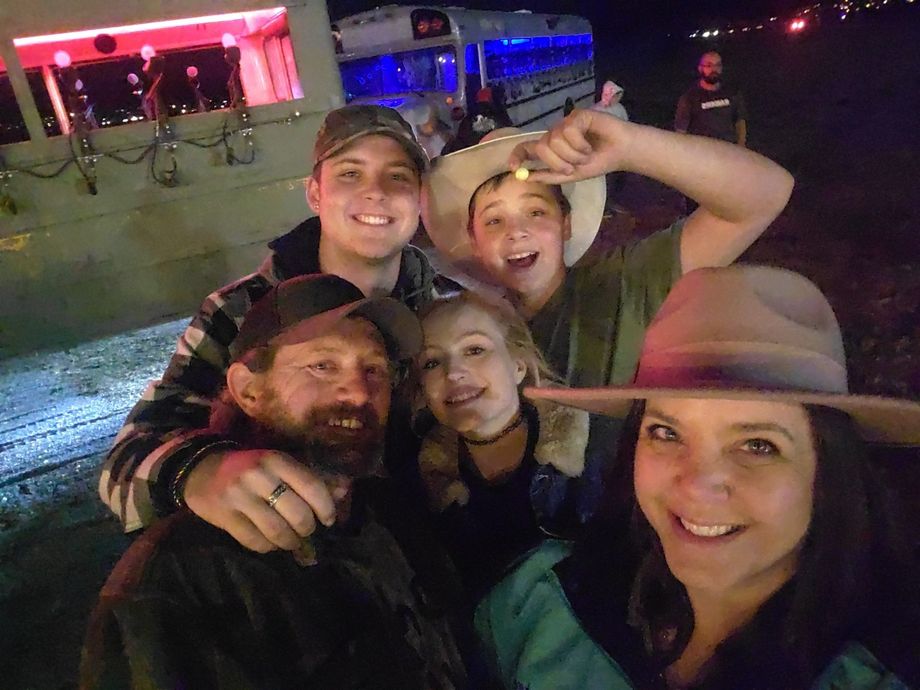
top-left (230, 274), bottom-right (422, 363)
top-left (312, 105), bottom-right (429, 173)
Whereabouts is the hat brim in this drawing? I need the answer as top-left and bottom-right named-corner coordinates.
top-left (273, 297), bottom-right (422, 361)
top-left (524, 385), bottom-right (920, 446)
top-left (318, 127), bottom-right (429, 173)
top-left (422, 131), bottom-right (606, 285)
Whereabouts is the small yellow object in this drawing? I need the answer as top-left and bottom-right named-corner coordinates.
top-left (514, 166), bottom-right (530, 181)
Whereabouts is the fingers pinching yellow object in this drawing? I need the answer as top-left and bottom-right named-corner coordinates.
top-left (514, 167), bottom-right (530, 181)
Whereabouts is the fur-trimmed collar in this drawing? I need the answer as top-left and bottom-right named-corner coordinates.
top-left (417, 400), bottom-right (590, 512)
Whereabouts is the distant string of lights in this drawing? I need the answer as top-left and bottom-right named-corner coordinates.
top-left (687, 0), bottom-right (915, 39)
top-left (837, 0), bottom-right (915, 20)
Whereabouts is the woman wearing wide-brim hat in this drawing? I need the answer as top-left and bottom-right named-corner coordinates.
top-left (476, 264), bottom-right (920, 690)
top-left (422, 109), bottom-right (795, 387)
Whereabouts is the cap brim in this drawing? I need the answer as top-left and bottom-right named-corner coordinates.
top-left (350, 298), bottom-right (423, 360)
top-left (318, 128), bottom-right (429, 173)
top-left (422, 131), bottom-right (606, 283)
top-left (524, 385), bottom-right (920, 446)
top-left (273, 298), bottom-right (422, 361)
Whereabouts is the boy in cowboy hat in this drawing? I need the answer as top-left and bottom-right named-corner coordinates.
top-left (423, 109), bottom-right (793, 386)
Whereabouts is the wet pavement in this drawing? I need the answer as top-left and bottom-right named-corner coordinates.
top-left (0, 318), bottom-right (185, 690)
top-left (0, 319), bottom-right (186, 529)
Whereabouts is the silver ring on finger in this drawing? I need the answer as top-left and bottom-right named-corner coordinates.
top-left (266, 481), bottom-right (290, 508)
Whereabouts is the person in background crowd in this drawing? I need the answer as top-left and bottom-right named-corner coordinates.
top-left (591, 79), bottom-right (630, 197)
top-left (442, 86), bottom-right (514, 154)
top-left (81, 275), bottom-right (473, 690)
top-left (401, 98), bottom-right (453, 159)
top-left (478, 265), bottom-right (920, 690)
top-left (675, 51), bottom-right (749, 214)
top-left (675, 51), bottom-right (746, 146)
top-left (99, 106), bottom-right (455, 551)
top-left (423, 110), bottom-right (793, 387)
top-left (592, 80), bottom-right (629, 122)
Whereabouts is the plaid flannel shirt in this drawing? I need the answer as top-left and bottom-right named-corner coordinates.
top-left (100, 216), bottom-right (452, 531)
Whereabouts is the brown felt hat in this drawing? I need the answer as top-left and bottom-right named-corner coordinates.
top-left (526, 265), bottom-right (920, 445)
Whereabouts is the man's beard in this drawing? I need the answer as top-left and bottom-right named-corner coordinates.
top-left (238, 396), bottom-right (386, 479)
top-left (702, 73), bottom-right (721, 85)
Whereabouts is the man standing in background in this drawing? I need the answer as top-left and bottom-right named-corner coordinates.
top-left (675, 51), bottom-right (747, 147)
top-left (675, 51), bottom-right (748, 212)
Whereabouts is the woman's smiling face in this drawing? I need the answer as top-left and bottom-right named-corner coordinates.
top-left (418, 302), bottom-right (525, 439)
top-left (634, 397), bottom-right (817, 603)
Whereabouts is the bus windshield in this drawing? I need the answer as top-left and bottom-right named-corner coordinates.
top-left (340, 45), bottom-right (458, 101)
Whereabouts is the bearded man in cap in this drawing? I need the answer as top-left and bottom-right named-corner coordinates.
top-left (101, 105), bottom-right (458, 548)
top-left (81, 274), bottom-right (470, 690)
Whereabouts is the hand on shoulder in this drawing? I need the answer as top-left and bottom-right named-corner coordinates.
top-left (184, 448), bottom-right (339, 553)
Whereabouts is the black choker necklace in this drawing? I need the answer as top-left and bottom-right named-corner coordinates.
top-left (461, 411), bottom-right (525, 446)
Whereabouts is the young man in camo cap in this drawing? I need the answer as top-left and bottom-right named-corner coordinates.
top-left (100, 106), bottom-right (455, 550)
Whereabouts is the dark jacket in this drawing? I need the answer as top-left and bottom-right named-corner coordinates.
top-left (441, 102), bottom-right (514, 154)
top-left (81, 478), bottom-right (474, 690)
top-left (413, 401), bottom-right (619, 597)
top-left (476, 541), bottom-right (918, 690)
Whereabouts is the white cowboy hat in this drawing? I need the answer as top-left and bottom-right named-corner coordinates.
top-left (526, 265), bottom-right (920, 446)
top-left (422, 128), bottom-right (607, 284)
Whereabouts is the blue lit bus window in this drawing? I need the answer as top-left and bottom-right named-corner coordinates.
top-left (483, 33), bottom-right (592, 80)
top-left (340, 46), bottom-right (457, 101)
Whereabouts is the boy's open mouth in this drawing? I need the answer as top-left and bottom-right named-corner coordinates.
top-left (506, 251), bottom-right (538, 269)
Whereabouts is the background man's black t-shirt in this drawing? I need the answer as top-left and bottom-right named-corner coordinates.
top-left (675, 83), bottom-right (748, 143)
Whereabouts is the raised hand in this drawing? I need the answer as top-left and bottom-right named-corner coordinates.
top-left (507, 109), bottom-right (635, 184)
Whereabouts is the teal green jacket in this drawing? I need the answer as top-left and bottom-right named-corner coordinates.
top-left (475, 541), bottom-right (912, 690)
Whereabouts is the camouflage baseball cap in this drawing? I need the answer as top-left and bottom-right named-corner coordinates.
top-left (313, 105), bottom-right (429, 173)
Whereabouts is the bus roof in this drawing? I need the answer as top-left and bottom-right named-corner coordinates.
top-left (335, 5), bottom-right (592, 57)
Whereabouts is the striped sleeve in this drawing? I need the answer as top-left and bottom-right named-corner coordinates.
top-left (99, 272), bottom-right (273, 531)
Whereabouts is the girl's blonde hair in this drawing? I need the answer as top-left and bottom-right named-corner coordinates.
top-left (416, 290), bottom-right (559, 388)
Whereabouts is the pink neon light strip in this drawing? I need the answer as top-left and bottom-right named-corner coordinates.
top-left (13, 8), bottom-right (285, 47)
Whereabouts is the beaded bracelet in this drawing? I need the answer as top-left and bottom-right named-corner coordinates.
top-left (170, 439), bottom-right (241, 509)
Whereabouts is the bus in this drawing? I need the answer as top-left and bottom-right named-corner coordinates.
top-left (0, 0), bottom-right (344, 357)
top-left (333, 5), bottom-right (596, 134)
